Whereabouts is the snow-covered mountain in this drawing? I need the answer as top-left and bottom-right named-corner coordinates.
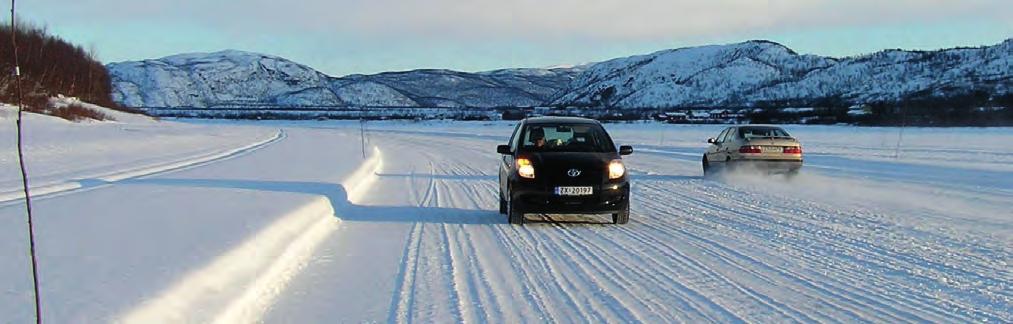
top-left (551, 39), bottom-right (1011, 108)
top-left (108, 50), bottom-right (336, 108)
top-left (108, 50), bottom-right (582, 109)
top-left (334, 67), bottom-right (582, 108)
top-left (109, 39), bottom-right (1010, 111)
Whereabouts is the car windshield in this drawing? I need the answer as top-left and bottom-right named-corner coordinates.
top-left (519, 124), bottom-right (615, 152)
top-left (739, 127), bottom-right (791, 139)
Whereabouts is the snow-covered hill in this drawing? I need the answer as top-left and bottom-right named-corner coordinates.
top-left (108, 51), bottom-right (581, 109)
top-left (337, 67), bottom-right (582, 108)
top-left (552, 39), bottom-right (1011, 108)
top-left (109, 40), bottom-right (1010, 111)
top-left (108, 50), bottom-right (336, 108)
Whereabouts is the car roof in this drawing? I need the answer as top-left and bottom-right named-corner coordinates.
top-left (736, 125), bottom-right (786, 129)
top-left (522, 116), bottom-right (600, 125)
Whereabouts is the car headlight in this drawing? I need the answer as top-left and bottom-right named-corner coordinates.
top-left (516, 158), bottom-right (535, 179)
top-left (608, 160), bottom-right (625, 179)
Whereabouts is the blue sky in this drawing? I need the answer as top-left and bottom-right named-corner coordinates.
top-left (16, 0), bottom-right (1011, 76)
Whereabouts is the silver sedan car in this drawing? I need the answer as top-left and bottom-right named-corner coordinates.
top-left (702, 125), bottom-right (803, 176)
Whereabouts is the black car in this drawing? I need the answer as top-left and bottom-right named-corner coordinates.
top-left (497, 117), bottom-right (633, 225)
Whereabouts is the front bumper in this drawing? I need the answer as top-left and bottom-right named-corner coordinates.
top-left (510, 181), bottom-right (629, 215)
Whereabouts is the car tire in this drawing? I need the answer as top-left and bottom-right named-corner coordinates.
top-left (701, 155), bottom-right (711, 177)
top-left (612, 203), bottom-right (630, 224)
top-left (507, 199), bottom-right (524, 225)
top-left (499, 191), bottom-right (508, 214)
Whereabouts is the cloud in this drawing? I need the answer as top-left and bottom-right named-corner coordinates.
top-left (28, 0), bottom-right (1012, 41)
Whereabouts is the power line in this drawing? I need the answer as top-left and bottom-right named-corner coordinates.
top-left (10, 0), bottom-right (43, 322)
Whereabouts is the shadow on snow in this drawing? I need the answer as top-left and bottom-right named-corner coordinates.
top-left (114, 177), bottom-right (614, 226)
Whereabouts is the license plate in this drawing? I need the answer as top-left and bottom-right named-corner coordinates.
top-left (760, 146), bottom-right (781, 153)
top-left (555, 186), bottom-right (593, 196)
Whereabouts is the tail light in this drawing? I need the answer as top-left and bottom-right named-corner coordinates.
top-left (738, 145), bottom-right (762, 154)
top-left (516, 158), bottom-right (535, 179)
top-left (783, 146), bottom-right (802, 154)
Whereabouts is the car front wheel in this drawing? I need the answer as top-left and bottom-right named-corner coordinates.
top-left (508, 199), bottom-right (524, 224)
top-left (612, 203), bottom-right (630, 224)
top-left (702, 155), bottom-right (711, 177)
top-left (499, 191), bottom-right (507, 214)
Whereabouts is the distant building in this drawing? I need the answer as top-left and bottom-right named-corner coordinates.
top-left (847, 104), bottom-right (871, 116)
top-left (781, 107), bottom-right (816, 114)
top-left (709, 109), bottom-right (731, 119)
top-left (666, 112), bottom-right (688, 123)
top-left (653, 109), bottom-right (745, 124)
top-left (690, 110), bottom-right (711, 119)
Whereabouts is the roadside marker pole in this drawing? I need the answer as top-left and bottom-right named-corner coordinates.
top-left (894, 105), bottom-right (906, 159)
top-left (360, 119), bottom-right (366, 159)
top-left (10, 0), bottom-right (44, 322)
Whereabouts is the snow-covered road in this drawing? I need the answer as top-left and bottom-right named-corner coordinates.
top-left (1, 120), bottom-right (1009, 323)
top-left (266, 124), bottom-right (1010, 323)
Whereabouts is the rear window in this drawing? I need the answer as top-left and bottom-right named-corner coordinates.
top-left (519, 124), bottom-right (616, 152)
top-left (739, 127), bottom-right (791, 139)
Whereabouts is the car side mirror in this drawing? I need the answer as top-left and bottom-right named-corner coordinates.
top-left (707, 138), bottom-right (716, 144)
top-left (619, 145), bottom-right (633, 155)
top-left (497, 145), bottom-right (512, 155)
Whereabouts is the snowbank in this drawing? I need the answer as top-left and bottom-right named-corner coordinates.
top-left (0, 108), bottom-right (277, 199)
top-left (0, 122), bottom-right (381, 322)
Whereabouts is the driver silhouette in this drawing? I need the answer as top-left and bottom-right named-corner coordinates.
top-left (530, 127), bottom-right (546, 148)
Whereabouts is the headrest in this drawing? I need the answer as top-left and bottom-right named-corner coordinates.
top-left (529, 127), bottom-right (545, 139)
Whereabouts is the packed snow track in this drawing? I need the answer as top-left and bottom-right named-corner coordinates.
top-left (1, 121), bottom-right (1008, 323)
top-left (266, 123), bottom-right (1010, 323)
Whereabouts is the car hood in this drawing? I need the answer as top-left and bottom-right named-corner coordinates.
top-left (522, 151), bottom-right (618, 184)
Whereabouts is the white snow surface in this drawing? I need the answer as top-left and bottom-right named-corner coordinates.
top-left (0, 119), bottom-right (1010, 323)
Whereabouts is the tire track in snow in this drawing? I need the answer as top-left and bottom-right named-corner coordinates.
top-left (417, 155), bottom-right (468, 323)
top-left (634, 180), bottom-right (923, 322)
top-left (410, 137), bottom-right (574, 322)
top-left (381, 131), bottom-right (774, 322)
top-left (538, 218), bottom-right (749, 323)
top-left (629, 151), bottom-right (1007, 322)
top-left (631, 176), bottom-right (997, 323)
top-left (605, 214), bottom-right (817, 323)
top-left (627, 180), bottom-right (869, 322)
top-left (499, 223), bottom-right (597, 322)
top-left (388, 221), bottom-right (424, 324)
top-left (388, 158), bottom-right (432, 324)
top-left (630, 160), bottom-right (934, 322)
top-left (421, 135), bottom-right (741, 322)
top-left (606, 206), bottom-right (824, 322)
top-left (387, 151), bottom-right (474, 323)
top-left (436, 156), bottom-right (498, 322)
top-left (315, 129), bottom-right (1009, 323)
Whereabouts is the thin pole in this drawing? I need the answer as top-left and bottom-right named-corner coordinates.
top-left (360, 119), bottom-right (366, 159)
top-left (894, 105), bottom-right (905, 159)
top-left (10, 0), bottom-right (44, 322)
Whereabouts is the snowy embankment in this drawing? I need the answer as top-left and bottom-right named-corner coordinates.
top-left (0, 102), bottom-right (280, 202)
top-left (0, 111), bottom-right (381, 322)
